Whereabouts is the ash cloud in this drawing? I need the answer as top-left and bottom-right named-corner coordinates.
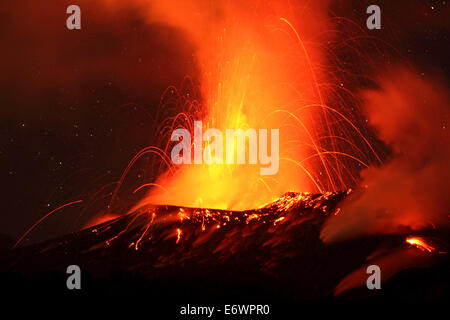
top-left (322, 68), bottom-right (450, 242)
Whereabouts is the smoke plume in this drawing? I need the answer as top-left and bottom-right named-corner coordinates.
top-left (322, 68), bottom-right (450, 242)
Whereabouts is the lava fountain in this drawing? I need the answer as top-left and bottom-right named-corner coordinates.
top-left (126, 0), bottom-right (380, 212)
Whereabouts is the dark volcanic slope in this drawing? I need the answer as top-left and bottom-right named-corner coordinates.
top-left (1, 191), bottom-right (448, 302)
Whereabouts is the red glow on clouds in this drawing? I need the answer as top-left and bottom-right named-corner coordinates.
top-left (322, 68), bottom-right (450, 242)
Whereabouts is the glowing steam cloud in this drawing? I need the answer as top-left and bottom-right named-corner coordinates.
top-left (322, 68), bottom-right (450, 242)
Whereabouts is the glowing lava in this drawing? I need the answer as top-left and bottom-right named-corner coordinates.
top-left (128, 0), bottom-right (380, 212)
top-left (406, 237), bottom-right (435, 253)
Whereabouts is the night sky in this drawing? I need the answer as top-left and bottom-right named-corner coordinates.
top-left (1, 0), bottom-right (449, 246)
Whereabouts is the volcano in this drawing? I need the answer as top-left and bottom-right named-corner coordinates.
top-left (1, 191), bottom-right (448, 311)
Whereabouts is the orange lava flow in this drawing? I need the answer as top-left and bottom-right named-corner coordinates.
top-left (406, 237), bottom-right (435, 253)
top-left (176, 228), bottom-right (182, 244)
